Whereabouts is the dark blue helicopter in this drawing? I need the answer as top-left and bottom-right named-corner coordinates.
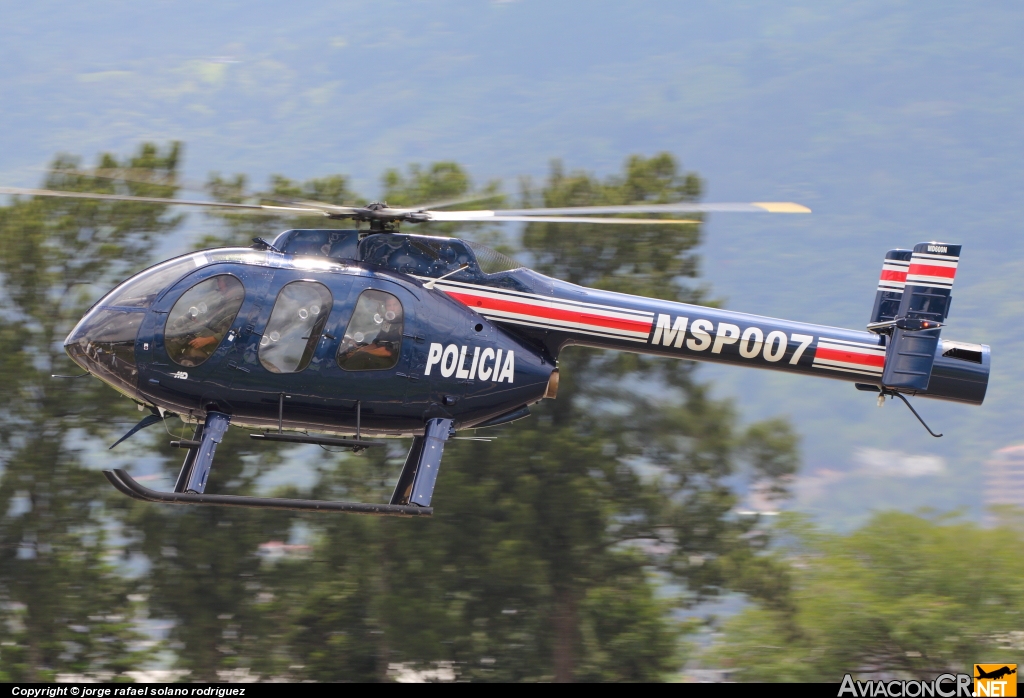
top-left (0, 187), bottom-right (991, 516)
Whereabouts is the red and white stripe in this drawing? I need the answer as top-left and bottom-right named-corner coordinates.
top-left (905, 252), bottom-right (958, 290)
top-left (812, 337), bottom-right (885, 377)
top-left (425, 278), bottom-right (655, 343)
top-left (877, 259), bottom-right (909, 292)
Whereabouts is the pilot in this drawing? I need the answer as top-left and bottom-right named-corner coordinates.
top-left (171, 276), bottom-right (244, 366)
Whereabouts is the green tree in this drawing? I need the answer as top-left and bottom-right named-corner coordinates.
top-left (0, 143), bottom-right (183, 679)
top-left (705, 511), bottom-right (1024, 681)
top-left (273, 154), bottom-right (799, 682)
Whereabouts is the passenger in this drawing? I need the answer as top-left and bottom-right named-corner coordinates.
top-left (337, 294), bottom-right (404, 369)
top-left (361, 295), bottom-right (403, 359)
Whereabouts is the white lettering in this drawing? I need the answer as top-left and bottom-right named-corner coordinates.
top-left (686, 319), bottom-right (713, 351)
top-left (468, 346), bottom-right (481, 380)
top-left (789, 333), bottom-right (814, 365)
top-left (839, 674), bottom-right (858, 697)
top-left (424, 343), bottom-right (444, 375)
top-left (455, 345), bottom-right (471, 379)
top-left (712, 322), bottom-right (741, 354)
top-left (440, 344), bottom-right (459, 378)
top-left (651, 314), bottom-right (688, 347)
top-left (478, 348), bottom-right (496, 381)
top-left (927, 245), bottom-right (948, 254)
top-left (498, 350), bottom-right (515, 383)
top-left (492, 349), bottom-right (504, 382)
top-left (763, 330), bottom-right (788, 362)
top-left (172, 371), bottom-right (189, 380)
top-left (739, 326), bottom-right (763, 358)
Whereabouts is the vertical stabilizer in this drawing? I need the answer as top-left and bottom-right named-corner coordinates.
top-left (869, 249), bottom-right (912, 324)
top-left (881, 242), bottom-right (960, 392)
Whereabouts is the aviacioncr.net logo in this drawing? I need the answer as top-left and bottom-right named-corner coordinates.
top-left (839, 674), bottom-right (972, 697)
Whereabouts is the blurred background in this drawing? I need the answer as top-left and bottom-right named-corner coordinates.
top-left (1, 0), bottom-right (1022, 682)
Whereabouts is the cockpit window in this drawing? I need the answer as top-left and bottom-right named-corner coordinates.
top-left (105, 256), bottom-right (200, 308)
top-left (337, 290), bottom-right (403, 371)
top-left (259, 281), bottom-right (333, 374)
top-left (165, 275), bottom-right (245, 367)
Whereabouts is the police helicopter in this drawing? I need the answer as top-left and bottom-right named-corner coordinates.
top-left (0, 184), bottom-right (991, 517)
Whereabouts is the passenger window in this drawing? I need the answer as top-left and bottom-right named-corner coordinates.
top-left (337, 290), bottom-right (404, 371)
top-left (165, 275), bottom-right (245, 367)
top-left (259, 281), bottom-right (333, 374)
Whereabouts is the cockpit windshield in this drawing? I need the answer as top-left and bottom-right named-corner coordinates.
top-left (105, 255), bottom-right (203, 308)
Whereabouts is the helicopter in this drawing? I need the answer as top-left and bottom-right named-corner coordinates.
top-left (0, 185), bottom-right (991, 517)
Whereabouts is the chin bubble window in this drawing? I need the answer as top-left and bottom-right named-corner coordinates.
top-left (337, 290), bottom-right (404, 371)
top-left (165, 275), bottom-right (245, 367)
top-left (259, 281), bottom-right (333, 374)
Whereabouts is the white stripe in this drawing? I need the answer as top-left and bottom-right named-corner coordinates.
top-left (877, 283), bottom-right (905, 291)
top-left (445, 287), bottom-right (657, 326)
top-left (816, 338), bottom-right (886, 353)
top-left (911, 253), bottom-right (959, 265)
top-left (812, 354), bottom-right (884, 369)
top-left (476, 307), bottom-right (652, 340)
top-left (482, 313), bottom-right (650, 343)
top-left (905, 281), bottom-right (954, 290)
top-left (882, 261), bottom-right (909, 270)
top-left (424, 277), bottom-right (654, 318)
top-left (906, 277), bottom-right (954, 288)
top-left (812, 361), bottom-right (884, 376)
top-left (434, 285), bottom-right (656, 327)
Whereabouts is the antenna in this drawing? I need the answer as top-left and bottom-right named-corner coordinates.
top-left (424, 263), bottom-right (470, 290)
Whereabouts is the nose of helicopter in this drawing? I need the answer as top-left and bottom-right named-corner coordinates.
top-left (65, 306), bottom-right (144, 396)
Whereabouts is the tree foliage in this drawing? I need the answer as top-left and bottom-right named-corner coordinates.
top-left (0, 146), bottom-right (800, 681)
top-left (706, 511), bottom-right (1024, 681)
top-left (0, 143), bottom-right (183, 679)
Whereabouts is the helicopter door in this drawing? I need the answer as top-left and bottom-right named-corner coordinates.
top-left (321, 281), bottom-right (421, 435)
top-left (138, 265), bottom-right (266, 412)
top-left (226, 270), bottom-right (354, 430)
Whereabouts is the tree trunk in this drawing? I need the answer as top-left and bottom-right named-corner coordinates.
top-left (551, 588), bottom-right (577, 682)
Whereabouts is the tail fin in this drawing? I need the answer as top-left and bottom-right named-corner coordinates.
top-left (869, 249), bottom-right (912, 324)
top-left (880, 242), bottom-right (961, 392)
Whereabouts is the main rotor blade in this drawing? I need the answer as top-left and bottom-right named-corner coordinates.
top-left (429, 202), bottom-right (810, 218)
top-left (437, 215), bottom-right (701, 225)
top-left (0, 187), bottom-right (331, 215)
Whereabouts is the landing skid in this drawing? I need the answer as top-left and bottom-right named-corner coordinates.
top-left (102, 469), bottom-right (432, 516)
top-left (101, 412), bottom-right (454, 516)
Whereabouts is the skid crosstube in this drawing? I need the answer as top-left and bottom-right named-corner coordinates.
top-left (102, 469), bottom-right (432, 517)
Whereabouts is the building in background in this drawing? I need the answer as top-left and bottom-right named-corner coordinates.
top-left (985, 445), bottom-right (1024, 522)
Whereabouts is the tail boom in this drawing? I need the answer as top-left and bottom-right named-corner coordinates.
top-left (432, 269), bottom-right (988, 405)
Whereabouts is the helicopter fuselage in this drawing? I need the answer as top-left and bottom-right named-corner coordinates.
top-left (64, 229), bottom-right (989, 443)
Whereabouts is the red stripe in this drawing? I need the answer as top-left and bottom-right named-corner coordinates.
top-left (815, 346), bottom-right (885, 368)
top-left (907, 263), bottom-right (956, 279)
top-left (445, 290), bottom-right (654, 335)
top-left (879, 269), bottom-right (907, 282)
